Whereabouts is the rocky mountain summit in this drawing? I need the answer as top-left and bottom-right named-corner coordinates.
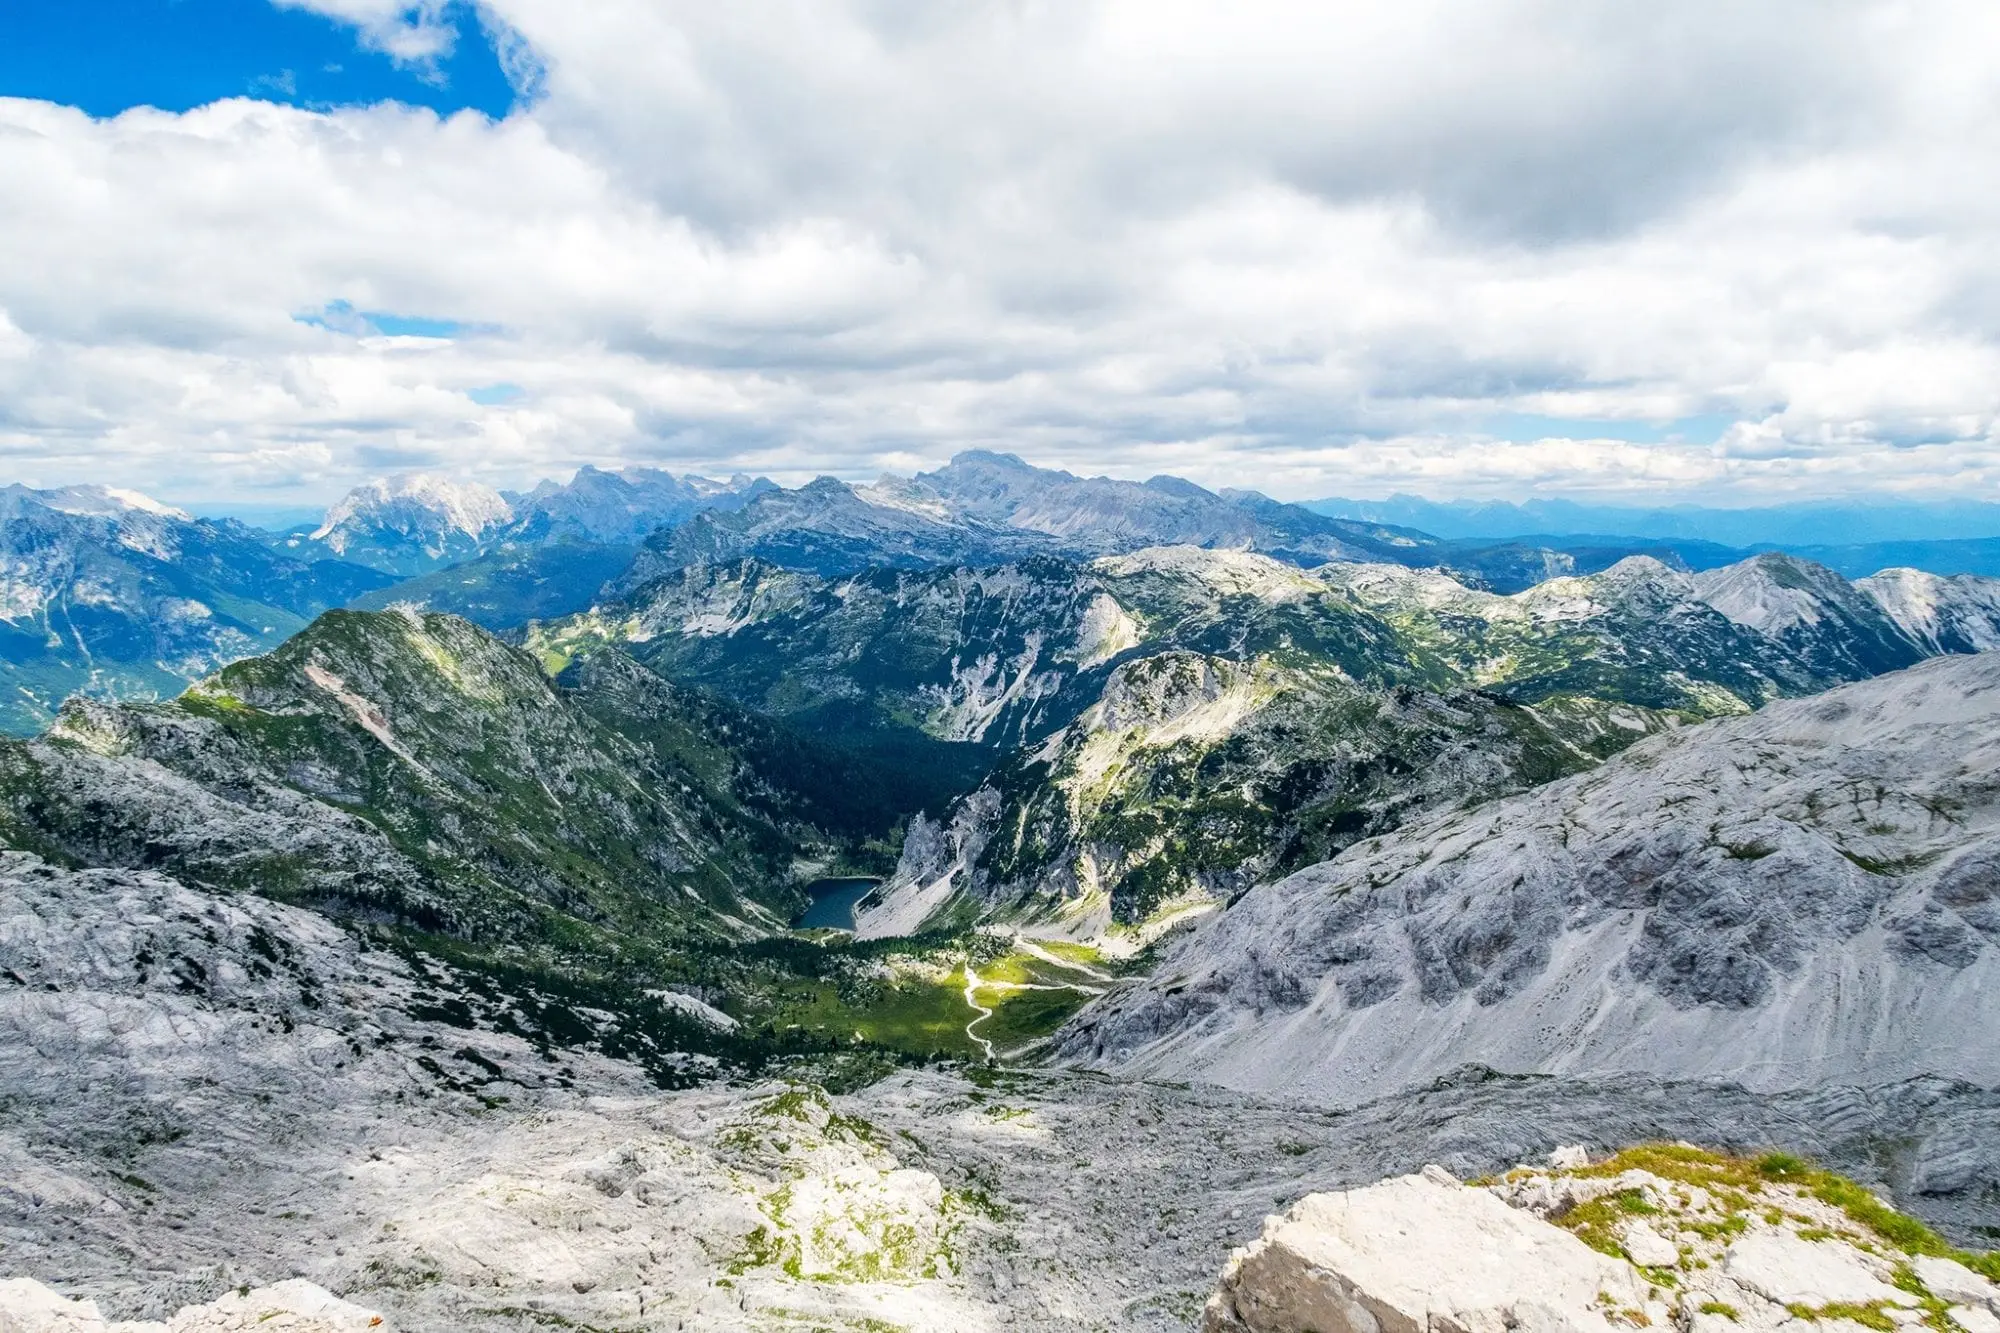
top-left (1209, 1146), bottom-right (2000, 1333)
top-left (303, 474), bottom-right (515, 576)
top-left (283, 467), bottom-right (772, 581)
top-left (505, 465), bottom-right (774, 546)
top-left (1061, 649), bottom-right (2000, 1101)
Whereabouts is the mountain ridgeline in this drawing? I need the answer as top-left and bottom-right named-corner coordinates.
top-left (531, 544), bottom-right (2000, 940)
top-left (8, 455), bottom-right (2000, 1119)
top-left (21, 451), bottom-right (2000, 745)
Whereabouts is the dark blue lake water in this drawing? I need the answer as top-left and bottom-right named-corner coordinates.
top-left (793, 877), bottom-right (878, 930)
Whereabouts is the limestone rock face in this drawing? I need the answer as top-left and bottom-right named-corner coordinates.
top-left (1208, 1149), bottom-right (2000, 1333)
top-left (1203, 1169), bottom-right (1646, 1333)
top-left (1723, 1231), bottom-right (1916, 1308)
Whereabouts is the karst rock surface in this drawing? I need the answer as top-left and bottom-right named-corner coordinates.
top-left (0, 1277), bottom-right (384, 1332)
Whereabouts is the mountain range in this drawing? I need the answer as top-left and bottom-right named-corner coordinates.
top-left (0, 485), bottom-right (392, 735)
top-left (6, 458), bottom-right (2000, 1327)
top-left (530, 544), bottom-right (2000, 944)
top-left (26, 453), bottom-right (2000, 746)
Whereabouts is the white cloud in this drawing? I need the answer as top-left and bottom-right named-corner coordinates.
top-left (272, 0), bottom-right (462, 66)
top-left (2, 0), bottom-right (1999, 503)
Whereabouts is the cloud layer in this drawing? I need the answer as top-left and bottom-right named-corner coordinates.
top-left (3, 0), bottom-right (1999, 502)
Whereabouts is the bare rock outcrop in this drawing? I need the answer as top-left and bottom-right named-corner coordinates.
top-left (1208, 1146), bottom-right (2000, 1333)
top-left (1204, 1166), bottom-right (1646, 1333)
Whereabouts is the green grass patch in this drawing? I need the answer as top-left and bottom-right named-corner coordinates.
top-left (1561, 1188), bottom-right (1661, 1258)
top-left (977, 984), bottom-right (1092, 1053)
top-left (1570, 1145), bottom-right (2000, 1283)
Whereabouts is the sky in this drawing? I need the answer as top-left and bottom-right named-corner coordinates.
top-left (2, 0), bottom-right (2000, 506)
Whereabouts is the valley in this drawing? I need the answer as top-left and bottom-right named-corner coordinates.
top-left (5, 457), bottom-right (2000, 1331)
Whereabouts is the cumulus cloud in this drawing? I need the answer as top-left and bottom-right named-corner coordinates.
top-left (1, 0), bottom-right (1998, 502)
top-left (271, 0), bottom-right (464, 66)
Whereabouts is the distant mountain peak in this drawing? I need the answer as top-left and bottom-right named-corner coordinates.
top-left (313, 472), bottom-right (514, 547)
top-left (42, 484), bottom-right (193, 521)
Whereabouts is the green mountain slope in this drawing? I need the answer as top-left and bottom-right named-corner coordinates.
top-left (0, 609), bottom-right (816, 979)
top-left (0, 606), bottom-right (1124, 1069)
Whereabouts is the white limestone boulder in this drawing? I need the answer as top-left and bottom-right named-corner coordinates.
top-left (1202, 1168), bottom-right (1648, 1333)
top-left (1619, 1221), bottom-right (1679, 1269)
top-left (0, 1279), bottom-right (128, 1333)
top-left (1949, 1306), bottom-right (2000, 1333)
top-left (1917, 1256), bottom-right (2000, 1311)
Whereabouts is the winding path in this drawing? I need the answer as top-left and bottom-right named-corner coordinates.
top-left (962, 963), bottom-right (996, 1060)
top-left (960, 947), bottom-right (1109, 1062)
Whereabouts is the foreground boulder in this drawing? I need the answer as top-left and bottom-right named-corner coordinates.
top-left (1207, 1145), bottom-right (2000, 1333)
top-left (1204, 1165), bottom-right (1648, 1333)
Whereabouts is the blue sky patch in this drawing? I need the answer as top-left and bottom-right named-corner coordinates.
top-left (1483, 413), bottom-right (1736, 445)
top-left (0, 0), bottom-right (521, 119)
top-left (297, 301), bottom-right (473, 338)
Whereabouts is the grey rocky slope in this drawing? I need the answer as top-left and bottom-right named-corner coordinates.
top-left (1059, 649), bottom-right (2000, 1102)
top-left (6, 852), bottom-right (2000, 1331)
top-left (0, 485), bottom-right (391, 735)
top-left (1862, 565), bottom-right (2000, 653)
